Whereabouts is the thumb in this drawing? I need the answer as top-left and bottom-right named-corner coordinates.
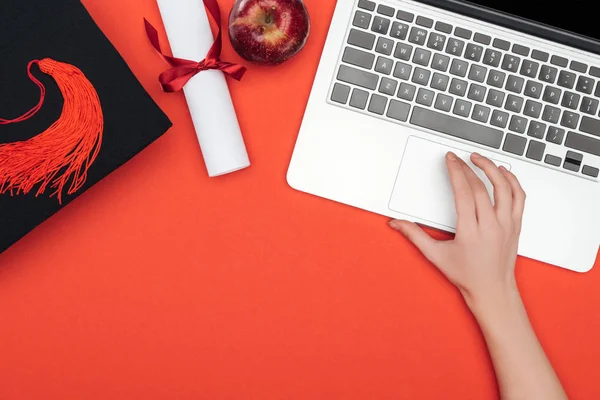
top-left (389, 220), bottom-right (438, 259)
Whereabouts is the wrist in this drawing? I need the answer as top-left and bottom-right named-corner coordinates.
top-left (462, 277), bottom-right (522, 321)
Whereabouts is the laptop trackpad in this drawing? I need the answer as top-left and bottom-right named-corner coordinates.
top-left (388, 136), bottom-right (511, 230)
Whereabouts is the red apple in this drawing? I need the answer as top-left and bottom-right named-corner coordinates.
top-left (229, 0), bottom-right (310, 65)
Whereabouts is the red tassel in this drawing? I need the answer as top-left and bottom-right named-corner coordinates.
top-left (0, 58), bottom-right (104, 204)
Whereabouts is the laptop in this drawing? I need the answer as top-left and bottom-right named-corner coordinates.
top-left (288, 0), bottom-right (600, 272)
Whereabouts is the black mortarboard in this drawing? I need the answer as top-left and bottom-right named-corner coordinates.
top-left (0, 0), bottom-right (172, 253)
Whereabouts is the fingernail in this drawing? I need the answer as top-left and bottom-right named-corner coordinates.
top-left (446, 152), bottom-right (457, 161)
top-left (499, 165), bottom-right (507, 171)
top-left (389, 220), bottom-right (402, 230)
top-left (471, 152), bottom-right (481, 159)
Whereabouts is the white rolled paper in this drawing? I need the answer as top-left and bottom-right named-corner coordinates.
top-left (156, 0), bottom-right (250, 176)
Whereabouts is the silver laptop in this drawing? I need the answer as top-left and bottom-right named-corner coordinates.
top-left (288, 0), bottom-right (600, 272)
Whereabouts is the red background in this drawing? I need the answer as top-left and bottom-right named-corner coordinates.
top-left (1, 0), bottom-right (599, 398)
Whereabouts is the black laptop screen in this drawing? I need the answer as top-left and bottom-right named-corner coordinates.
top-left (465, 0), bottom-right (599, 42)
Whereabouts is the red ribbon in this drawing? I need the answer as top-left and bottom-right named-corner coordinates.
top-left (144, 0), bottom-right (246, 93)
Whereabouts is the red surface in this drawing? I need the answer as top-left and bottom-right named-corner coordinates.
top-left (0, 0), bottom-right (599, 398)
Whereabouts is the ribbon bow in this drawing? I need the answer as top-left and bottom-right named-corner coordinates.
top-left (144, 0), bottom-right (246, 93)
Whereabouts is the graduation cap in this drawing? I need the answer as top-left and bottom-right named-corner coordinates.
top-left (0, 0), bottom-right (172, 253)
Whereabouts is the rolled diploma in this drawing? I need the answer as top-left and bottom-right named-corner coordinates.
top-left (156, 0), bottom-right (250, 176)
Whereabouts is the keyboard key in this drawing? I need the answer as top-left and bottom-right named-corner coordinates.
top-left (506, 75), bottom-right (524, 93)
top-left (368, 94), bottom-right (388, 114)
top-left (576, 76), bottom-right (595, 94)
top-left (544, 154), bottom-right (562, 167)
top-left (348, 29), bottom-right (376, 50)
top-left (408, 27), bottom-right (428, 45)
top-left (539, 65), bottom-right (558, 83)
top-left (387, 99), bottom-right (411, 121)
top-left (487, 69), bottom-right (506, 88)
top-left (472, 104), bottom-right (491, 123)
top-left (467, 84), bottom-right (486, 102)
top-left (524, 100), bottom-right (542, 118)
top-left (377, 4), bottom-right (395, 17)
top-left (449, 78), bottom-right (468, 96)
top-left (431, 53), bottom-right (450, 72)
top-left (349, 88), bottom-right (369, 109)
top-left (561, 92), bottom-right (580, 110)
top-left (358, 0), bottom-right (376, 11)
top-left (376, 37), bottom-right (395, 55)
top-left (509, 115), bottom-right (528, 134)
top-left (375, 56), bottom-right (393, 74)
top-left (394, 43), bottom-right (413, 61)
top-left (396, 10), bottom-right (414, 22)
top-left (531, 50), bottom-right (549, 62)
top-left (551, 55), bottom-right (568, 68)
top-left (503, 133), bottom-right (527, 155)
top-left (454, 27), bottom-right (471, 39)
top-left (561, 111), bottom-right (580, 129)
top-left (465, 43), bottom-right (483, 62)
top-left (453, 99), bottom-right (472, 117)
top-left (416, 88), bottom-right (435, 106)
top-left (580, 97), bottom-right (599, 115)
top-left (473, 32), bottom-right (491, 45)
top-left (542, 86), bottom-right (561, 104)
top-left (412, 67), bottom-right (431, 86)
top-left (445, 38), bottom-right (465, 57)
top-left (427, 33), bottom-right (446, 51)
top-left (353, 11), bottom-right (372, 29)
top-left (505, 94), bottom-right (524, 113)
top-left (449, 59), bottom-right (468, 77)
top-left (580, 116), bottom-right (600, 137)
top-left (435, 21), bottom-right (453, 34)
top-left (558, 70), bottom-right (576, 89)
top-left (342, 47), bottom-right (375, 69)
top-left (546, 126), bottom-right (565, 144)
top-left (483, 49), bottom-right (502, 67)
top-left (491, 110), bottom-right (509, 128)
top-left (527, 121), bottom-right (546, 139)
top-left (563, 151), bottom-right (582, 172)
top-left (331, 83), bottom-right (351, 104)
top-left (501, 55), bottom-right (520, 72)
top-left (582, 165), bottom-right (599, 177)
top-left (379, 77), bottom-right (398, 95)
top-left (570, 60), bottom-right (587, 73)
top-left (565, 132), bottom-right (600, 156)
top-left (393, 62), bottom-right (412, 80)
top-left (526, 140), bottom-right (546, 161)
top-left (595, 83), bottom-right (600, 98)
top-left (413, 48), bottom-right (431, 66)
top-left (338, 65), bottom-right (379, 90)
top-left (434, 93), bottom-right (454, 112)
top-left (542, 105), bottom-right (561, 124)
top-left (493, 38), bottom-right (510, 51)
top-left (431, 73), bottom-right (449, 91)
top-left (524, 80), bottom-right (542, 99)
top-left (520, 60), bottom-right (539, 78)
top-left (512, 44), bottom-right (530, 56)
top-left (590, 67), bottom-right (600, 78)
top-left (468, 64), bottom-right (487, 83)
top-left (416, 15), bottom-right (433, 28)
top-left (486, 89), bottom-right (505, 108)
top-left (372, 16), bottom-right (391, 34)
top-left (411, 106), bottom-right (503, 148)
top-left (398, 82), bottom-right (416, 101)
top-left (390, 21), bottom-right (409, 40)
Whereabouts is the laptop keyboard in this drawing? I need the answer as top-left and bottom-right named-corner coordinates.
top-left (329, 0), bottom-right (600, 179)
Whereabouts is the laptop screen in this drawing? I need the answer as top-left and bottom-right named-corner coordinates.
top-left (466, 0), bottom-right (599, 42)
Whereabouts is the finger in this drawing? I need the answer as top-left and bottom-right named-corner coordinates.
top-left (458, 157), bottom-right (495, 222)
top-left (389, 220), bottom-right (439, 264)
top-left (445, 152), bottom-right (477, 230)
top-left (500, 166), bottom-right (526, 224)
top-left (470, 153), bottom-right (513, 219)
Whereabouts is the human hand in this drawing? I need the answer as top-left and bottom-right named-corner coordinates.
top-left (389, 152), bottom-right (526, 309)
